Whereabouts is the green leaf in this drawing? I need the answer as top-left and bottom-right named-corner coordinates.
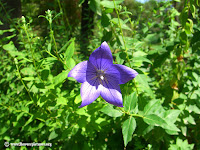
top-left (79, 0), bottom-right (85, 5)
top-left (65, 39), bottom-right (75, 60)
top-left (56, 97), bottom-right (67, 106)
top-left (142, 26), bottom-right (148, 34)
top-left (102, 30), bottom-right (112, 42)
top-left (135, 74), bottom-right (155, 99)
top-left (143, 114), bottom-right (166, 127)
top-left (144, 114), bottom-right (180, 132)
top-left (188, 104), bottom-right (200, 114)
top-left (164, 110), bottom-right (181, 123)
top-left (22, 77), bottom-right (35, 81)
top-left (47, 43), bottom-right (51, 51)
top-left (111, 18), bottom-right (131, 31)
top-left (197, 0), bottom-right (199, 6)
top-left (100, 0), bottom-right (124, 8)
top-left (65, 58), bottom-right (75, 70)
top-left (169, 138), bottom-right (194, 150)
top-left (48, 130), bottom-right (58, 141)
top-left (165, 122), bottom-right (180, 134)
top-left (132, 57), bottom-right (152, 65)
top-left (101, 13), bottom-right (110, 27)
top-left (190, 3), bottom-right (196, 18)
top-left (181, 126), bottom-right (187, 137)
top-left (3, 41), bottom-right (16, 51)
top-left (21, 67), bottom-right (35, 76)
top-left (58, 40), bottom-right (70, 53)
top-left (41, 69), bottom-right (50, 80)
top-left (0, 28), bottom-right (15, 35)
top-left (89, 0), bottom-right (101, 15)
top-left (0, 126), bottom-right (9, 135)
top-left (24, 115), bottom-right (34, 127)
top-left (143, 99), bottom-right (164, 116)
top-left (184, 114), bottom-right (196, 125)
top-left (122, 117), bottom-right (136, 147)
top-left (100, 104), bottom-right (123, 117)
top-left (104, 8), bottom-right (114, 13)
top-left (180, 31), bottom-right (187, 44)
top-left (113, 52), bottom-right (125, 65)
top-left (145, 33), bottom-right (159, 44)
top-left (192, 72), bottom-right (199, 81)
top-left (95, 117), bottom-right (106, 124)
top-left (74, 94), bottom-right (82, 104)
top-left (53, 71), bottom-right (69, 86)
top-left (180, 7), bottom-right (188, 27)
top-left (185, 19), bottom-right (193, 35)
top-left (124, 92), bottom-right (138, 113)
top-left (17, 112), bottom-right (25, 121)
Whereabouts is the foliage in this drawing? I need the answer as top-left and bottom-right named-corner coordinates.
top-left (0, 0), bottom-right (200, 149)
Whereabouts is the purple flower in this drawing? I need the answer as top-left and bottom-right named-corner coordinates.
top-left (68, 42), bottom-right (138, 107)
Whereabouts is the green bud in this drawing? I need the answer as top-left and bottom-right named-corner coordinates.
top-left (21, 16), bottom-right (26, 24)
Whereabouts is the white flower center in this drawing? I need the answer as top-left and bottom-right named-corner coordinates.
top-left (100, 75), bottom-right (104, 80)
top-left (96, 70), bottom-right (105, 82)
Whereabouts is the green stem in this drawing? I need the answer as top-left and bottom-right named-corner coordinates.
top-left (45, 50), bottom-right (70, 70)
top-left (113, 0), bottom-right (139, 95)
top-left (23, 24), bottom-right (36, 68)
top-left (125, 13), bottom-right (135, 36)
top-left (0, 103), bottom-right (45, 122)
top-left (47, 17), bottom-right (70, 70)
top-left (23, 23), bottom-right (42, 81)
top-left (45, 50), bottom-right (57, 59)
top-left (113, 0), bottom-right (131, 67)
top-left (57, 0), bottom-right (72, 32)
top-left (50, 30), bottom-right (60, 60)
top-left (14, 58), bottom-right (33, 101)
top-left (118, 107), bottom-right (144, 118)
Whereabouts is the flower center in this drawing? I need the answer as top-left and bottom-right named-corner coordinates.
top-left (96, 70), bottom-right (105, 81)
top-left (100, 75), bottom-right (104, 80)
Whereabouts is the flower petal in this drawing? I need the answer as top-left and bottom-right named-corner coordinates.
top-left (86, 61), bottom-right (98, 83)
top-left (113, 64), bottom-right (138, 84)
top-left (79, 80), bottom-right (100, 108)
top-left (89, 41), bottom-right (113, 70)
top-left (104, 65), bottom-right (120, 84)
top-left (68, 61), bottom-right (88, 83)
top-left (100, 79), bottom-right (123, 107)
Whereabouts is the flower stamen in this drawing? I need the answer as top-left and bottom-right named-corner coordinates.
top-left (100, 75), bottom-right (104, 80)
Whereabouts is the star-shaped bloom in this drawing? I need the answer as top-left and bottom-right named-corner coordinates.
top-left (68, 42), bottom-right (138, 107)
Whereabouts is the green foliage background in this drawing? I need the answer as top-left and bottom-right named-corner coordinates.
top-left (0, 0), bottom-right (200, 149)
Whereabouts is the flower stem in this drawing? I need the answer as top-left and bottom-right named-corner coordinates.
top-left (50, 30), bottom-right (60, 61)
top-left (23, 23), bottom-right (36, 69)
top-left (113, 0), bottom-right (139, 112)
top-left (48, 18), bottom-right (70, 70)
top-left (113, 0), bottom-right (131, 67)
top-left (22, 20), bottom-right (43, 82)
top-left (57, 0), bottom-right (72, 33)
top-left (14, 58), bottom-right (33, 101)
top-left (118, 107), bottom-right (144, 118)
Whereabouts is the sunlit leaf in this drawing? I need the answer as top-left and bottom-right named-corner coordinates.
top-left (65, 39), bottom-right (75, 60)
top-left (122, 117), bottom-right (136, 147)
top-left (100, 104), bottom-right (123, 117)
top-left (53, 71), bottom-right (69, 85)
top-left (124, 92), bottom-right (138, 113)
top-left (56, 97), bottom-right (67, 106)
top-left (100, 0), bottom-right (124, 8)
top-left (48, 130), bottom-right (58, 141)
